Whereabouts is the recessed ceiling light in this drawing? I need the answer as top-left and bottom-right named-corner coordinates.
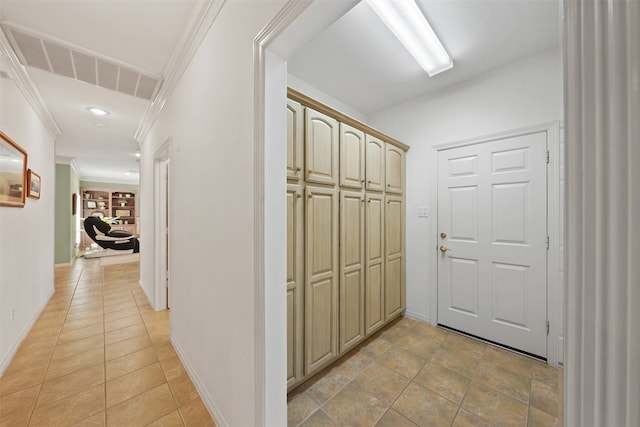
top-left (95, 123), bottom-right (104, 128)
top-left (88, 107), bottom-right (109, 116)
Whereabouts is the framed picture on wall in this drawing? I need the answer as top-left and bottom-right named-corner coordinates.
top-left (27, 169), bottom-right (41, 199)
top-left (0, 131), bottom-right (28, 207)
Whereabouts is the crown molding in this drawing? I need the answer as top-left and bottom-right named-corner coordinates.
top-left (70, 158), bottom-right (81, 177)
top-left (55, 156), bottom-right (82, 177)
top-left (55, 155), bottom-right (73, 164)
top-left (0, 25), bottom-right (61, 139)
top-left (134, 0), bottom-right (226, 143)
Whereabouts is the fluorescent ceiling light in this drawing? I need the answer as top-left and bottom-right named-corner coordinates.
top-left (366, 0), bottom-right (453, 77)
top-left (88, 107), bottom-right (109, 116)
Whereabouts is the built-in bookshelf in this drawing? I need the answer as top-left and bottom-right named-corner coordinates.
top-left (80, 187), bottom-right (137, 249)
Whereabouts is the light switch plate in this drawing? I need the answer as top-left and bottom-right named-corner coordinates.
top-left (417, 207), bottom-right (429, 218)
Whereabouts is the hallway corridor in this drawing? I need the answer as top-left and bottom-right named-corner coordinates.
top-left (0, 259), bottom-right (215, 426)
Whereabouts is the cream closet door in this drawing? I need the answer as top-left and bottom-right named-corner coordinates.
top-left (437, 132), bottom-right (548, 358)
top-left (306, 108), bottom-right (338, 186)
top-left (305, 185), bottom-right (339, 375)
top-left (339, 124), bottom-right (365, 189)
top-left (365, 193), bottom-right (385, 335)
top-left (385, 195), bottom-right (405, 320)
top-left (339, 190), bottom-right (365, 352)
top-left (385, 144), bottom-right (405, 194)
top-left (365, 135), bottom-right (385, 192)
top-left (286, 184), bottom-right (304, 389)
top-left (286, 100), bottom-right (303, 181)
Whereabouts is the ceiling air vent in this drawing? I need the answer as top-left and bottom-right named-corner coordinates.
top-left (2, 24), bottom-right (162, 101)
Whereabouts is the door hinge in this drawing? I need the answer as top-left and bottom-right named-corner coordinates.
top-left (546, 150), bottom-right (550, 164)
top-left (546, 236), bottom-right (549, 250)
top-left (546, 320), bottom-right (550, 336)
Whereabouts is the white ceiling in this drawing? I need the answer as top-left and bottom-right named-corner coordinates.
top-left (289, 0), bottom-right (561, 115)
top-left (0, 0), bottom-right (194, 184)
top-left (0, 0), bottom-right (561, 184)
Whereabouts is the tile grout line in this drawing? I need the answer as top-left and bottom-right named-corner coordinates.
top-left (375, 326), bottom-right (450, 427)
top-left (127, 267), bottom-right (186, 427)
top-left (25, 258), bottom-right (85, 427)
top-left (102, 262), bottom-right (109, 426)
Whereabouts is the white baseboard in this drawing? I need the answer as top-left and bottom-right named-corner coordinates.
top-left (0, 287), bottom-right (55, 377)
top-left (404, 310), bottom-right (431, 324)
top-left (99, 253), bottom-right (140, 266)
top-left (54, 262), bottom-right (72, 268)
top-left (557, 336), bottom-right (564, 366)
top-left (171, 336), bottom-right (228, 427)
top-left (138, 280), bottom-right (160, 312)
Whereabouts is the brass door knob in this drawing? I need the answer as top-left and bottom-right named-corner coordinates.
top-left (439, 245), bottom-right (451, 253)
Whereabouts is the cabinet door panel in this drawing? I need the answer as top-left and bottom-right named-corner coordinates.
top-left (385, 144), bottom-right (405, 194)
top-left (340, 124), bottom-right (365, 189)
top-left (287, 289), bottom-right (295, 381)
top-left (366, 263), bottom-right (384, 335)
top-left (306, 109), bottom-right (338, 185)
top-left (287, 100), bottom-right (304, 181)
top-left (365, 193), bottom-right (385, 335)
top-left (385, 195), bottom-right (405, 320)
top-left (286, 184), bottom-right (304, 389)
top-left (366, 135), bottom-right (385, 192)
top-left (305, 186), bottom-right (339, 374)
top-left (306, 277), bottom-right (337, 373)
top-left (340, 191), bottom-right (365, 352)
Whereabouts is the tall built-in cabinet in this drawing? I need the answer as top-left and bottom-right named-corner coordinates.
top-left (286, 89), bottom-right (407, 391)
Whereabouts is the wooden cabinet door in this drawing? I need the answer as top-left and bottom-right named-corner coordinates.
top-left (385, 195), bottom-right (405, 320)
top-left (305, 108), bottom-right (338, 186)
top-left (287, 100), bottom-right (304, 181)
top-left (365, 193), bottom-right (385, 335)
top-left (340, 124), bottom-right (365, 189)
top-left (385, 143), bottom-right (405, 194)
top-left (305, 185), bottom-right (339, 375)
top-left (365, 135), bottom-right (385, 192)
top-left (339, 190), bottom-right (365, 353)
top-left (286, 184), bottom-right (304, 389)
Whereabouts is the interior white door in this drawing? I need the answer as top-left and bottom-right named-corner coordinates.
top-left (437, 131), bottom-right (548, 358)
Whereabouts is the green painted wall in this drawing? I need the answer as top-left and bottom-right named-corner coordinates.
top-left (70, 167), bottom-right (80, 254)
top-left (54, 164), bottom-right (81, 265)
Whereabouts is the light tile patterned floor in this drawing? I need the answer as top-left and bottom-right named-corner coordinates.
top-left (0, 258), bottom-right (216, 426)
top-left (288, 318), bottom-right (563, 427)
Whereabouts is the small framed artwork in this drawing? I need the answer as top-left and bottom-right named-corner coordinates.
top-left (72, 193), bottom-right (77, 215)
top-left (87, 201), bottom-right (97, 208)
top-left (27, 169), bottom-right (41, 199)
top-left (0, 131), bottom-right (28, 207)
top-left (115, 209), bottom-right (131, 217)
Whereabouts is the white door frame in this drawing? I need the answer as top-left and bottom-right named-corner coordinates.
top-left (429, 121), bottom-right (561, 366)
top-left (154, 138), bottom-right (171, 311)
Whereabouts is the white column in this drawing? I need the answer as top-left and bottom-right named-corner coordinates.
top-left (564, 1), bottom-right (640, 426)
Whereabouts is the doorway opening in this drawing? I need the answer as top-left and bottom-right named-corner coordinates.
top-left (154, 140), bottom-right (171, 310)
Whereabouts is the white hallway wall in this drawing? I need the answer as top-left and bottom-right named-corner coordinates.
top-left (138, 2), bottom-right (287, 426)
top-left (0, 77), bottom-right (56, 374)
top-left (368, 47), bottom-right (563, 336)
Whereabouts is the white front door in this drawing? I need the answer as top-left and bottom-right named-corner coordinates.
top-left (437, 131), bottom-right (548, 358)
